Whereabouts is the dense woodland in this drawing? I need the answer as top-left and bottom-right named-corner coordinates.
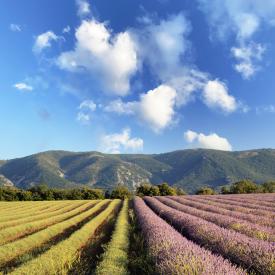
top-left (0, 180), bottom-right (274, 201)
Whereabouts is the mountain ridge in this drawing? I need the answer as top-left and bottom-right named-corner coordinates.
top-left (1, 148), bottom-right (275, 193)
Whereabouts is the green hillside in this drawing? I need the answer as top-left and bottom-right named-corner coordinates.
top-left (1, 149), bottom-right (275, 193)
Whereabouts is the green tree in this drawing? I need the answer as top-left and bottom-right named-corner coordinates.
top-left (136, 183), bottom-right (160, 197)
top-left (260, 181), bottom-right (275, 193)
top-left (175, 187), bottom-right (187, 195)
top-left (110, 185), bottom-right (131, 199)
top-left (82, 188), bottom-right (105, 199)
top-left (230, 180), bottom-right (259, 194)
top-left (220, 186), bottom-right (230, 194)
top-left (196, 187), bottom-right (216, 195)
top-left (157, 183), bottom-right (176, 196)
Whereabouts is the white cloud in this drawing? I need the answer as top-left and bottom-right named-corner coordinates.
top-left (134, 13), bottom-right (236, 112)
top-left (33, 31), bottom-right (58, 53)
top-left (79, 99), bottom-right (96, 111)
top-left (256, 105), bottom-right (275, 114)
top-left (202, 80), bottom-right (237, 113)
top-left (184, 130), bottom-right (198, 143)
top-left (198, 0), bottom-right (275, 42)
top-left (62, 26), bottom-right (71, 34)
top-left (77, 99), bottom-right (96, 124)
top-left (138, 85), bottom-right (177, 132)
top-left (104, 99), bottom-right (136, 115)
top-left (13, 82), bottom-right (33, 91)
top-left (104, 84), bottom-right (177, 132)
top-left (231, 43), bottom-right (265, 79)
top-left (101, 128), bottom-right (143, 153)
top-left (136, 13), bottom-right (190, 80)
top-left (76, 0), bottom-right (90, 17)
top-left (198, 0), bottom-right (275, 78)
top-left (184, 130), bottom-right (232, 151)
top-left (57, 20), bottom-right (138, 96)
top-left (168, 69), bottom-right (208, 107)
top-left (10, 24), bottom-right (21, 32)
top-left (77, 112), bottom-right (91, 124)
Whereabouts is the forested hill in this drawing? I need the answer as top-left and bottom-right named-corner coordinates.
top-left (1, 148), bottom-right (275, 193)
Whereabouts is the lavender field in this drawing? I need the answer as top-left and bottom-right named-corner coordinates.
top-left (0, 194), bottom-right (274, 274)
top-left (134, 193), bottom-right (275, 275)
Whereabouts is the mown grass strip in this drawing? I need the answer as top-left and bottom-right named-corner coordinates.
top-left (0, 201), bottom-right (85, 231)
top-left (0, 201), bottom-right (93, 245)
top-left (10, 199), bottom-right (121, 275)
top-left (96, 199), bottom-right (129, 275)
top-left (0, 200), bottom-right (104, 269)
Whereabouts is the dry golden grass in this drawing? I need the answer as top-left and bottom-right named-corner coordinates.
top-left (0, 200), bottom-right (104, 268)
top-left (10, 199), bottom-right (121, 275)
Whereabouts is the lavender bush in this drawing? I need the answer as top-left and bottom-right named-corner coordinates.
top-left (192, 196), bottom-right (275, 215)
top-left (133, 197), bottom-right (246, 275)
top-left (144, 197), bottom-right (275, 275)
top-left (172, 196), bottom-right (274, 228)
top-left (157, 196), bottom-right (274, 241)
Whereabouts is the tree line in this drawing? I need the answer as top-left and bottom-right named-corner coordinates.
top-left (0, 180), bottom-right (274, 201)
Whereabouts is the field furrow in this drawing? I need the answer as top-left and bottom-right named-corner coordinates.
top-left (134, 198), bottom-right (246, 275)
top-left (10, 200), bottom-right (121, 275)
top-left (144, 197), bottom-right (275, 274)
top-left (0, 200), bottom-right (106, 270)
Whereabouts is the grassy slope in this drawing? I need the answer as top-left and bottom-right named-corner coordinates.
top-left (1, 149), bottom-right (275, 192)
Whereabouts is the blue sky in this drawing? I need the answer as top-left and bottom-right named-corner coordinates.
top-left (1, 0), bottom-right (275, 159)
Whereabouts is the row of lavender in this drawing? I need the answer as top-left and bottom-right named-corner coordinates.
top-left (156, 196), bottom-right (274, 241)
top-left (170, 195), bottom-right (274, 228)
top-left (189, 195), bottom-right (275, 215)
top-left (136, 196), bottom-right (275, 274)
top-left (133, 198), bottom-right (246, 275)
top-left (199, 194), bottom-right (275, 206)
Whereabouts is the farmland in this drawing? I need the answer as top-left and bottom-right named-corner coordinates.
top-left (0, 194), bottom-right (274, 274)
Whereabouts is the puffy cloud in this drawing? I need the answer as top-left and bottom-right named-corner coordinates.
top-left (104, 99), bottom-right (136, 115)
top-left (231, 43), bottom-right (265, 79)
top-left (13, 82), bottom-right (33, 91)
top-left (77, 99), bottom-right (96, 124)
top-left (79, 99), bottom-right (96, 111)
top-left (198, 0), bottom-right (275, 78)
top-left (134, 13), bottom-right (236, 112)
top-left (202, 80), bottom-right (237, 113)
top-left (76, 0), bottom-right (90, 17)
top-left (10, 24), bottom-right (21, 32)
top-left (168, 69), bottom-right (208, 107)
top-left (101, 128), bottom-right (143, 153)
top-left (184, 130), bottom-right (232, 151)
top-left (104, 85), bottom-right (177, 132)
top-left (198, 0), bottom-right (275, 42)
top-left (76, 112), bottom-right (91, 124)
top-left (136, 13), bottom-right (190, 80)
top-left (62, 26), bottom-right (71, 34)
top-left (138, 85), bottom-right (177, 132)
top-left (33, 31), bottom-right (58, 53)
top-left (57, 20), bottom-right (138, 96)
